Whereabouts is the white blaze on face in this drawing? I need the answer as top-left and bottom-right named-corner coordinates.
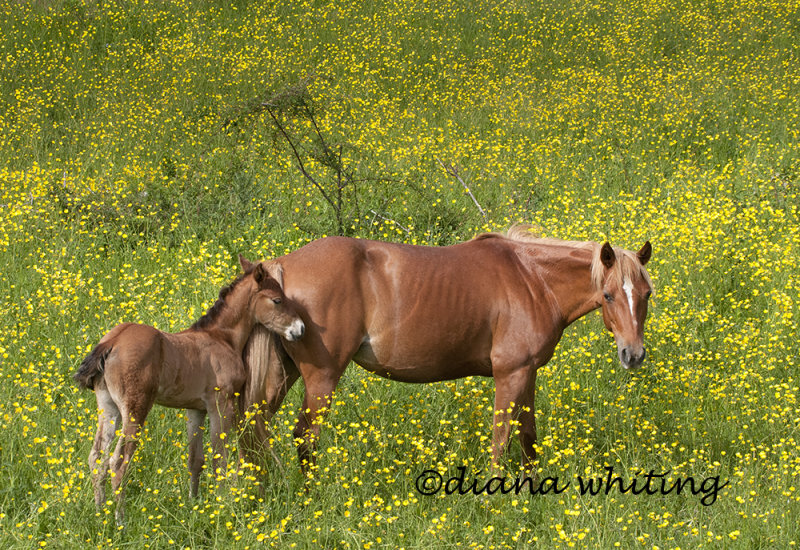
top-left (623, 278), bottom-right (636, 327)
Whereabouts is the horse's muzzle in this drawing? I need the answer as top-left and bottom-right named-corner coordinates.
top-left (619, 346), bottom-right (646, 370)
top-left (284, 320), bottom-right (306, 342)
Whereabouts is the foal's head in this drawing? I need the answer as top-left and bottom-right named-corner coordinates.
top-left (240, 256), bottom-right (305, 342)
top-left (596, 242), bottom-right (653, 370)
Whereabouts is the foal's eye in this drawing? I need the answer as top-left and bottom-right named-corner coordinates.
top-left (271, 298), bottom-right (282, 305)
top-left (645, 290), bottom-right (652, 300)
top-left (604, 292), bottom-right (613, 303)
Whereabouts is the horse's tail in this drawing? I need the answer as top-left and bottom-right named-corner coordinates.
top-left (239, 322), bottom-right (299, 470)
top-left (74, 341), bottom-right (112, 390)
top-left (241, 324), bottom-right (270, 416)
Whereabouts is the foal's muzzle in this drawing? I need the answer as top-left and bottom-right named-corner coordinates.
top-left (284, 319), bottom-right (306, 342)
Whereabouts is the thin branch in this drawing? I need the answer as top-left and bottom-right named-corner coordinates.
top-left (308, 103), bottom-right (335, 163)
top-left (369, 209), bottom-right (410, 236)
top-left (265, 108), bottom-right (337, 211)
top-left (436, 158), bottom-right (488, 221)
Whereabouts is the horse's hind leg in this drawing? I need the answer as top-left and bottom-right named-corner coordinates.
top-left (110, 399), bottom-right (154, 526)
top-left (186, 409), bottom-right (206, 498)
top-left (89, 386), bottom-right (121, 510)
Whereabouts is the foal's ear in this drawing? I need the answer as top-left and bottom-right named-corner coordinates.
top-left (239, 254), bottom-right (256, 272)
top-left (600, 242), bottom-right (616, 269)
top-left (637, 241), bottom-right (652, 266)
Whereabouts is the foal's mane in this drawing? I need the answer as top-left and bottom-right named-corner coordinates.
top-left (190, 267), bottom-right (254, 331)
top-left (475, 224), bottom-right (653, 292)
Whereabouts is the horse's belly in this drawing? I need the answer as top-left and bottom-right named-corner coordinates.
top-left (155, 362), bottom-right (213, 410)
top-left (155, 394), bottom-right (206, 410)
top-left (155, 378), bottom-right (209, 409)
top-left (353, 340), bottom-right (493, 383)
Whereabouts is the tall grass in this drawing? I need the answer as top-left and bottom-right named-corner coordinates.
top-left (1, 0), bottom-right (798, 547)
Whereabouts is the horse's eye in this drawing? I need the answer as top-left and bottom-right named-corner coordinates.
top-left (272, 298), bottom-right (282, 305)
top-left (645, 290), bottom-right (652, 300)
top-left (604, 292), bottom-right (613, 303)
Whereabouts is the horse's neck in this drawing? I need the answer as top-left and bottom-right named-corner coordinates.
top-left (196, 307), bottom-right (253, 353)
top-left (535, 248), bottom-right (601, 326)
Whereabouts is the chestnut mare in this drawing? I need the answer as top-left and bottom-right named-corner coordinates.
top-left (244, 226), bottom-right (653, 473)
top-left (74, 257), bottom-right (305, 525)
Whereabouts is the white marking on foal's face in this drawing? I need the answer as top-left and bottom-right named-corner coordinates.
top-left (284, 318), bottom-right (306, 341)
top-left (623, 278), bottom-right (636, 327)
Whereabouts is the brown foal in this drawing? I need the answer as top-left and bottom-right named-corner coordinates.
top-left (74, 257), bottom-right (304, 525)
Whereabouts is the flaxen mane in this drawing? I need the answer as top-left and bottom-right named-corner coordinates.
top-left (476, 224), bottom-right (653, 293)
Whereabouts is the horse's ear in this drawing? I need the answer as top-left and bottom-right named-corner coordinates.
top-left (600, 242), bottom-right (616, 269)
top-left (264, 261), bottom-right (284, 289)
top-left (253, 262), bottom-right (267, 284)
top-left (637, 241), bottom-right (652, 266)
top-left (239, 254), bottom-right (255, 272)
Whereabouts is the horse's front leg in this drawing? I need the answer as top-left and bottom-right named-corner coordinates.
top-left (239, 342), bottom-right (300, 466)
top-left (186, 409), bottom-right (206, 498)
top-left (292, 367), bottom-right (342, 477)
top-left (491, 363), bottom-right (539, 474)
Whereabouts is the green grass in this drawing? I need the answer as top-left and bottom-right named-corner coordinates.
top-left (1, 0), bottom-right (799, 547)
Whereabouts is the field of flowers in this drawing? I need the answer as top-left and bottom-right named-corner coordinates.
top-left (1, 0), bottom-right (799, 547)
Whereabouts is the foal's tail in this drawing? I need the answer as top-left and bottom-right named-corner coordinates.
top-left (74, 341), bottom-right (112, 390)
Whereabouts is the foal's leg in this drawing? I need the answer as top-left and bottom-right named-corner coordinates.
top-left (186, 409), bottom-right (206, 498)
top-left (110, 399), bottom-right (154, 526)
top-left (208, 393), bottom-right (238, 482)
top-left (89, 387), bottom-right (121, 510)
top-left (491, 365), bottom-right (538, 472)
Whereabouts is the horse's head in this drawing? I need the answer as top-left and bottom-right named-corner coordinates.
top-left (240, 256), bottom-right (305, 342)
top-left (597, 241), bottom-right (652, 370)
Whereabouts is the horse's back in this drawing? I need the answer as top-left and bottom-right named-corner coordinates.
top-left (100, 323), bottom-right (162, 351)
top-left (278, 235), bottom-right (524, 319)
top-left (279, 234), bottom-right (522, 289)
top-left (277, 236), bottom-right (545, 380)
